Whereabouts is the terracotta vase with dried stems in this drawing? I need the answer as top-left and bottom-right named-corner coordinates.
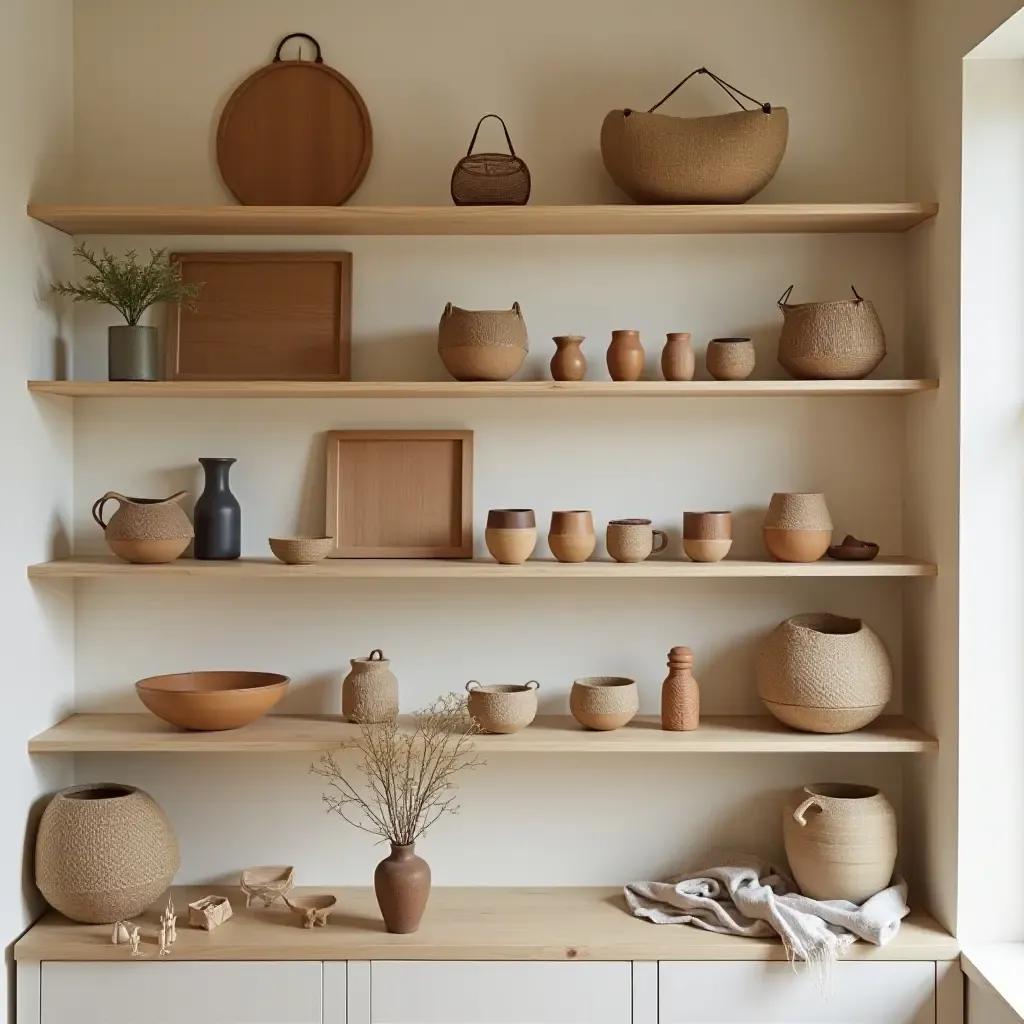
top-left (310, 694), bottom-right (482, 934)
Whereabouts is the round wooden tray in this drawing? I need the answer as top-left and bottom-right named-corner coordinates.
top-left (217, 33), bottom-right (373, 206)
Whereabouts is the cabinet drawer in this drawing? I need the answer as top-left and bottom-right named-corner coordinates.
top-left (659, 961), bottom-right (935, 1024)
top-left (42, 962), bottom-right (322, 1024)
top-left (371, 961), bottom-right (631, 1023)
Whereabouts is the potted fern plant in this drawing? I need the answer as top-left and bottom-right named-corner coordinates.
top-left (52, 245), bottom-right (201, 382)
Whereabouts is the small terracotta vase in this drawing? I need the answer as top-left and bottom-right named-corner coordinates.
top-left (342, 650), bottom-right (399, 723)
top-left (763, 492), bottom-right (833, 563)
top-left (661, 332), bottom-right (695, 381)
top-left (661, 646), bottom-right (699, 731)
top-left (606, 330), bottom-right (644, 381)
top-left (706, 338), bottom-right (756, 381)
top-left (485, 509), bottom-right (537, 564)
top-left (683, 511), bottom-right (733, 563)
top-left (551, 336), bottom-right (586, 381)
top-left (374, 843), bottom-right (431, 934)
top-left (548, 510), bottom-right (596, 563)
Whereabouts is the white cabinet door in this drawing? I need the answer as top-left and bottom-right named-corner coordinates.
top-left (659, 961), bottom-right (936, 1024)
top-left (371, 961), bottom-right (631, 1024)
top-left (42, 962), bottom-right (322, 1024)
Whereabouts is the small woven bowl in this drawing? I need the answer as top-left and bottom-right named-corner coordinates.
top-left (269, 536), bottom-right (334, 565)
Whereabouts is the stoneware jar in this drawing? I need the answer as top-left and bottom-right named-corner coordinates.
top-left (606, 519), bottom-right (669, 563)
top-left (570, 676), bottom-right (639, 731)
top-left (548, 510), bottom-right (596, 563)
top-left (683, 511), bottom-right (733, 563)
top-left (756, 612), bottom-right (893, 733)
top-left (375, 843), bottom-right (431, 934)
top-left (763, 492), bottom-right (833, 562)
top-left (783, 783), bottom-right (897, 903)
top-left (92, 490), bottom-right (193, 564)
top-left (706, 338), bottom-right (755, 381)
top-left (35, 783), bottom-right (180, 923)
top-left (342, 649), bottom-right (400, 723)
top-left (550, 335), bottom-right (586, 381)
top-left (661, 332), bottom-right (695, 381)
top-left (485, 509), bottom-right (537, 565)
top-left (438, 302), bottom-right (528, 381)
top-left (606, 330), bottom-right (644, 381)
top-left (777, 286), bottom-right (886, 380)
top-left (466, 679), bottom-right (539, 734)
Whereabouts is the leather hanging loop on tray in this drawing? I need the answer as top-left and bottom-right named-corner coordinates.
top-left (217, 33), bottom-right (373, 206)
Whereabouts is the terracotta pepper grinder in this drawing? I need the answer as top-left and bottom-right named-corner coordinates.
top-left (661, 646), bottom-right (699, 731)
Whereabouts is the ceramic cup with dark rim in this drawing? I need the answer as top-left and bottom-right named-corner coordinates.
top-left (683, 511), bottom-right (733, 563)
top-left (485, 509), bottom-right (537, 565)
top-left (606, 518), bottom-right (669, 563)
top-left (548, 510), bottom-right (596, 563)
top-left (706, 337), bottom-right (756, 381)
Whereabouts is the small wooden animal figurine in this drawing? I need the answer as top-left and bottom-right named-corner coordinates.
top-left (111, 921), bottom-right (130, 945)
top-left (661, 646), bottom-right (699, 731)
top-left (128, 925), bottom-right (143, 957)
top-left (164, 895), bottom-right (177, 943)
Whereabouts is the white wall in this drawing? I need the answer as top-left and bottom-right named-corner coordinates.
top-left (0, 0), bottom-right (75, 1016)
top-left (65, 0), bottom-right (916, 888)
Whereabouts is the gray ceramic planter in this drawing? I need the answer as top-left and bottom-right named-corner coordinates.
top-left (108, 325), bottom-right (160, 381)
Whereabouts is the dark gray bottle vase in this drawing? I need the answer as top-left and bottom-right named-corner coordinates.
top-left (194, 458), bottom-right (241, 560)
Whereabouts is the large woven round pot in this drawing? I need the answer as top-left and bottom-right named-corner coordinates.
top-left (438, 302), bottom-right (528, 381)
top-left (783, 783), bottom-right (897, 903)
top-left (777, 286), bottom-right (886, 380)
top-left (35, 783), bottom-right (179, 923)
top-left (756, 613), bottom-right (893, 733)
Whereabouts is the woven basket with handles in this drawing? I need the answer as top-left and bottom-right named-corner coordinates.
top-left (600, 67), bottom-right (788, 204)
top-left (451, 114), bottom-right (531, 206)
top-left (777, 285), bottom-right (886, 380)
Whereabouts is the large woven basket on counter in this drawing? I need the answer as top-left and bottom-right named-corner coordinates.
top-left (451, 114), bottom-right (531, 206)
top-left (600, 67), bottom-right (788, 204)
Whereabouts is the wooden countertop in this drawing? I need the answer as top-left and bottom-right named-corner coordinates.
top-left (15, 886), bottom-right (958, 963)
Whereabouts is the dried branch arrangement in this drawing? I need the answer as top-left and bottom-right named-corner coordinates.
top-left (311, 694), bottom-right (482, 846)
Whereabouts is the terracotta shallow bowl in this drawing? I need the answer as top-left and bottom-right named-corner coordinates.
top-left (269, 536), bottom-right (334, 565)
top-left (136, 671), bottom-right (290, 731)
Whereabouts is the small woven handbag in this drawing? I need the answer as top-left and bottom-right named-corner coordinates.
top-left (451, 114), bottom-right (531, 206)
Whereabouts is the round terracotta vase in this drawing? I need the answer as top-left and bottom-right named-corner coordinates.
top-left (343, 650), bottom-right (399, 723)
top-left (783, 783), bottom-right (897, 903)
top-left (606, 330), bottom-right (644, 381)
top-left (551, 336), bottom-right (586, 381)
top-left (374, 843), bottom-right (431, 933)
top-left (548, 510), bottom-right (596, 563)
top-left (35, 783), bottom-right (180, 923)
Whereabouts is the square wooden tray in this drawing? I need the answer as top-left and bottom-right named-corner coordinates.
top-left (166, 252), bottom-right (352, 381)
top-left (325, 430), bottom-right (474, 558)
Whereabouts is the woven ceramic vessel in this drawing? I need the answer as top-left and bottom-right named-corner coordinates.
top-left (756, 613), bottom-right (893, 733)
top-left (269, 536), bottom-right (334, 564)
top-left (438, 302), bottom-right (528, 381)
top-left (706, 338), bottom-right (755, 381)
top-left (92, 491), bottom-right (193, 564)
top-left (451, 114), bottom-right (531, 206)
top-left (35, 783), bottom-right (180, 923)
top-left (485, 509), bottom-right (537, 564)
top-left (777, 286), bottom-right (886, 380)
top-left (600, 69), bottom-right (788, 204)
top-left (683, 511), bottom-right (733, 562)
top-left (606, 519), bottom-right (669, 563)
top-left (466, 679), bottom-right (539, 734)
top-left (763, 492), bottom-right (832, 563)
top-left (570, 677), bottom-right (639, 731)
top-left (783, 783), bottom-right (897, 903)
top-left (343, 649), bottom-right (399, 723)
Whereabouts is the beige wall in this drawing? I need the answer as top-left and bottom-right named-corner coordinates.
top-left (0, 0), bottom-right (75, 1017)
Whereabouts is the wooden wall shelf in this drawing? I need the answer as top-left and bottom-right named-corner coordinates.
top-left (27, 203), bottom-right (938, 236)
top-left (28, 379), bottom-right (939, 399)
top-left (27, 556), bottom-right (937, 579)
top-left (14, 886), bottom-right (956, 962)
top-left (27, 713), bottom-right (936, 754)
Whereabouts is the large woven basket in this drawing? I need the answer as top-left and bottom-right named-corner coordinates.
top-left (438, 302), bottom-right (528, 381)
top-left (777, 286), bottom-right (886, 379)
top-left (451, 114), bottom-right (531, 206)
top-left (35, 783), bottom-right (180, 923)
top-left (600, 67), bottom-right (788, 204)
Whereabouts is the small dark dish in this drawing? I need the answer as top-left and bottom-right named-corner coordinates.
top-left (827, 535), bottom-right (880, 561)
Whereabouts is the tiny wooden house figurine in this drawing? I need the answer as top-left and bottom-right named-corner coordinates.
top-left (451, 114), bottom-right (531, 205)
top-left (661, 646), bottom-right (699, 731)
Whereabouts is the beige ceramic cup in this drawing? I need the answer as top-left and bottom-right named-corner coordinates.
top-left (683, 511), bottom-right (733, 563)
top-left (485, 509), bottom-right (537, 565)
top-left (569, 677), bottom-right (639, 731)
top-left (606, 519), bottom-right (669, 563)
top-left (548, 510), bottom-right (596, 563)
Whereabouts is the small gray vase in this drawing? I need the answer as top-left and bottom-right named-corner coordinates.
top-left (109, 325), bottom-right (160, 381)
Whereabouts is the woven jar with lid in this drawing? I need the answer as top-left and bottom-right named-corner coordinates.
top-left (343, 649), bottom-right (399, 723)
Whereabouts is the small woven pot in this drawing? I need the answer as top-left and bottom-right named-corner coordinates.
top-left (451, 114), bottom-right (531, 206)
top-left (438, 302), bottom-right (528, 381)
top-left (466, 679), bottom-right (539, 734)
top-left (342, 649), bottom-right (399, 723)
top-left (756, 613), bottom-right (893, 733)
top-left (706, 338), bottom-right (755, 381)
top-left (570, 677), bottom-right (638, 731)
top-left (600, 68), bottom-right (788, 204)
top-left (35, 783), bottom-right (180, 923)
top-left (777, 286), bottom-right (886, 380)
top-left (763, 492), bottom-right (832, 563)
top-left (783, 783), bottom-right (897, 903)
top-left (268, 536), bottom-right (333, 565)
